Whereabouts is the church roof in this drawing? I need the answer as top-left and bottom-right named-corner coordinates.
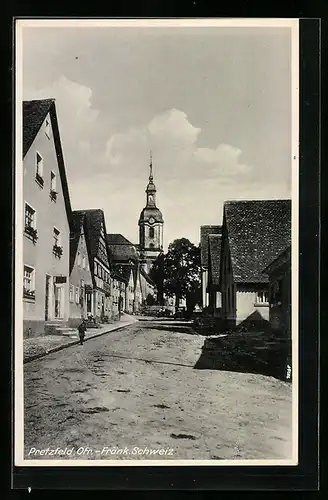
top-left (140, 267), bottom-right (156, 287)
top-left (106, 234), bottom-right (139, 263)
top-left (107, 234), bottom-right (133, 245)
top-left (224, 199), bottom-right (291, 284)
top-left (139, 207), bottom-right (164, 223)
top-left (113, 264), bottom-right (133, 283)
top-left (200, 225), bottom-right (222, 268)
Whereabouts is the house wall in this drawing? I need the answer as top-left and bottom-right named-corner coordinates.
top-left (68, 231), bottom-right (93, 327)
top-left (23, 112), bottom-right (70, 337)
top-left (125, 272), bottom-right (134, 313)
top-left (111, 279), bottom-right (125, 319)
top-left (134, 274), bottom-right (142, 313)
top-left (235, 287), bottom-right (269, 325)
top-left (201, 269), bottom-right (209, 309)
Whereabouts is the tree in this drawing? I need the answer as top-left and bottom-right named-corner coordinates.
top-left (145, 293), bottom-right (156, 306)
top-left (150, 238), bottom-right (201, 313)
top-left (148, 252), bottom-right (165, 305)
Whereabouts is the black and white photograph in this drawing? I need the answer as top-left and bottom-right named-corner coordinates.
top-left (14, 18), bottom-right (299, 466)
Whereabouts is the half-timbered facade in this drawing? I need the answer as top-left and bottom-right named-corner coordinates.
top-left (74, 209), bottom-right (112, 322)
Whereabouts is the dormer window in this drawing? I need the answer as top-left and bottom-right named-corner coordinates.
top-left (35, 152), bottom-right (44, 187)
top-left (45, 118), bottom-right (51, 139)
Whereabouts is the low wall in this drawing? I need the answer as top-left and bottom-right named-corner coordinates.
top-left (23, 320), bottom-right (46, 338)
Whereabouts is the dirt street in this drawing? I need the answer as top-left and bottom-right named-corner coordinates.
top-left (24, 319), bottom-right (293, 461)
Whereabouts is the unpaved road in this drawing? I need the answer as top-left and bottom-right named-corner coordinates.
top-left (24, 320), bottom-right (293, 461)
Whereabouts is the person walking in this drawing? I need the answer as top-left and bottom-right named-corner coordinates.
top-left (78, 319), bottom-right (87, 345)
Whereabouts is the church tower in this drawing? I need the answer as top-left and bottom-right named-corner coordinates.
top-left (138, 153), bottom-right (164, 273)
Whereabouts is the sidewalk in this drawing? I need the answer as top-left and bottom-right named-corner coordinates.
top-left (23, 314), bottom-right (138, 364)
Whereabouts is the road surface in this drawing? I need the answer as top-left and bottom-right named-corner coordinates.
top-left (24, 319), bottom-right (293, 461)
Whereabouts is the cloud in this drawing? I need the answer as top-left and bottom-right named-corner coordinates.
top-left (24, 76), bottom-right (101, 181)
top-left (104, 108), bottom-right (251, 182)
top-left (193, 144), bottom-right (251, 176)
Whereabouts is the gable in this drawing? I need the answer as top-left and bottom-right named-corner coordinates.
top-left (23, 99), bottom-right (72, 223)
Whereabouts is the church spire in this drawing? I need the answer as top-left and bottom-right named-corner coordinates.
top-left (149, 150), bottom-right (153, 182)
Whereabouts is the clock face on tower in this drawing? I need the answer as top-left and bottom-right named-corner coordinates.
top-left (149, 216), bottom-right (155, 224)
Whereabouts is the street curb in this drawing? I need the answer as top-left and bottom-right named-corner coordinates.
top-left (23, 320), bottom-right (137, 364)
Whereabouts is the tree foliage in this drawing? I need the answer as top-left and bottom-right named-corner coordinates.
top-left (149, 238), bottom-right (201, 312)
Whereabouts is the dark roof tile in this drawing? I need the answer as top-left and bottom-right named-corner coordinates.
top-left (23, 99), bottom-right (54, 157)
top-left (200, 225), bottom-right (222, 267)
top-left (208, 234), bottom-right (222, 285)
top-left (106, 234), bottom-right (138, 263)
top-left (224, 199), bottom-right (291, 283)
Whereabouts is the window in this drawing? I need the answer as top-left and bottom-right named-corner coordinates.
top-left (24, 203), bottom-right (38, 242)
top-left (149, 243), bottom-right (154, 249)
top-left (82, 255), bottom-right (86, 269)
top-left (69, 285), bottom-right (74, 302)
top-left (53, 227), bottom-right (60, 246)
top-left (23, 265), bottom-right (35, 299)
top-left (35, 152), bottom-right (44, 185)
top-left (24, 203), bottom-right (35, 228)
top-left (53, 227), bottom-right (63, 257)
top-left (256, 291), bottom-right (269, 304)
top-left (45, 118), bottom-right (51, 139)
top-left (50, 172), bottom-right (57, 200)
top-left (149, 227), bottom-right (154, 238)
top-left (75, 286), bottom-right (79, 304)
top-left (77, 252), bottom-right (81, 267)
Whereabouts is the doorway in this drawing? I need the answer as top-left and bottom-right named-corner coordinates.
top-left (45, 275), bottom-right (51, 320)
top-left (54, 284), bottom-right (65, 319)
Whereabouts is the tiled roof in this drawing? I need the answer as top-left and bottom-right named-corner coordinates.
top-left (23, 99), bottom-right (72, 223)
top-left (208, 234), bottom-right (222, 286)
top-left (106, 234), bottom-right (138, 263)
top-left (113, 264), bottom-right (133, 283)
top-left (69, 212), bottom-right (85, 274)
top-left (23, 99), bottom-right (54, 157)
top-left (262, 244), bottom-right (291, 275)
top-left (74, 209), bottom-right (111, 277)
top-left (200, 225), bottom-right (222, 268)
top-left (139, 207), bottom-right (163, 224)
top-left (140, 267), bottom-right (156, 287)
top-left (106, 234), bottom-right (133, 245)
top-left (224, 199), bottom-right (291, 283)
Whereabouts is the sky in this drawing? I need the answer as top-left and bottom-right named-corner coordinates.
top-left (22, 23), bottom-right (293, 250)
